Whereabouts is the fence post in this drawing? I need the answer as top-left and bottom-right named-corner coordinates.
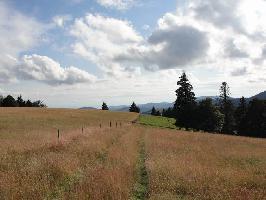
top-left (120, 122), bottom-right (122, 127)
top-left (82, 126), bottom-right (84, 133)
top-left (57, 129), bottom-right (60, 142)
top-left (116, 122), bottom-right (118, 128)
top-left (110, 121), bottom-right (112, 128)
top-left (100, 123), bottom-right (102, 128)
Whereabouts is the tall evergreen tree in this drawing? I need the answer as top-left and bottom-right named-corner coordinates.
top-left (102, 102), bottom-right (109, 110)
top-left (151, 106), bottom-right (156, 115)
top-left (241, 99), bottom-right (266, 138)
top-left (0, 95), bottom-right (3, 107)
top-left (174, 72), bottom-right (197, 128)
top-left (2, 95), bottom-right (17, 107)
top-left (16, 95), bottom-right (25, 107)
top-left (196, 98), bottom-right (224, 132)
top-left (234, 97), bottom-right (247, 134)
top-left (219, 82), bottom-right (235, 134)
top-left (162, 109), bottom-right (166, 116)
top-left (25, 100), bottom-right (33, 107)
top-left (129, 102), bottom-right (140, 113)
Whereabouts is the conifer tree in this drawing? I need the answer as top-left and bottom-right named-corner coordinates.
top-left (2, 95), bottom-right (17, 107)
top-left (234, 97), bottom-right (247, 134)
top-left (102, 102), bottom-right (109, 110)
top-left (17, 95), bottom-right (25, 107)
top-left (129, 102), bottom-right (140, 113)
top-left (174, 72), bottom-right (197, 128)
top-left (151, 106), bottom-right (156, 115)
top-left (196, 98), bottom-right (224, 132)
top-left (219, 82), bottom-right (235, 134)
top-left (241, 99), bottom-right (266, 138)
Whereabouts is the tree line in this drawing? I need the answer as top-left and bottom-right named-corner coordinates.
top-left (161, 72), bottom-right (265, 138)
top-left (102, 101), bottom-right (140, 113)
top-left (100, 72), bottom-right (265, 138)
top-left (0, 94), bottom-right (46, 107)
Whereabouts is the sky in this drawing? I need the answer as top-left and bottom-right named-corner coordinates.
top-left (0, 0), bottom-right (266, 108)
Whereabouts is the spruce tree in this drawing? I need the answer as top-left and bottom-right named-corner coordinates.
top-left (196, 98), bottom-right (224, 132)
top-left (17, 95), bottom-right (25, 107)
top-left (241, 99), bottom-right (266, 138)
top-left (151, 106), bottom-right (156, 115)
top-left (102, 102), bottom-right (109, 110)
top-left (219, 82), bottom-right (235, 134)
top-left (2, 95), bottom-right (17, 107)
top-left (129, 102), bottom-right (140, 113)
top-left (174, 72), bottom-right (197, 128)
top-left (234, 97), bottom-right (247, 134)
top-left (0, 95), bottom-right (3, 107)
top-left (162, 109), bottom-right (166, 117)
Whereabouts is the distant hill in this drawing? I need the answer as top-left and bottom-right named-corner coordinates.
top-left (250, 91), bottom-right (266, 100)
top-left (110, 102), bottom-right (173, 113)
top-left (82, 91), bottom-right (266, 114)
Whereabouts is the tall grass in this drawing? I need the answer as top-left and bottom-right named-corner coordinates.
top-left (1, 109), bottom-right (265, 199)
top-left (0, 108), bottom-right (138, 152)
top-left (145, 128), bottom-right (266, 199)
top-left (0, 108), bottom-right (140, 199)
top-left (0, 126), bottom-right (143, 199)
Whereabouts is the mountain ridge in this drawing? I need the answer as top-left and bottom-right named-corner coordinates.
top-left (109, 91), bottom-right (266, 113)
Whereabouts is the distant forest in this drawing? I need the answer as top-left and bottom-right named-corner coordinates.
top-left (102, 72), bottom-right (265, 138)
top-left (0, 95), bottom-right (46, 107)
top-left (157, 72), bottom-right (265, 138)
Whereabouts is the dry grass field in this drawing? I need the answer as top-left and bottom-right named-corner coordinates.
top-left (145, 128), bottom-right (266, 200)
top-left (0, 109), bottom-right (265, 199)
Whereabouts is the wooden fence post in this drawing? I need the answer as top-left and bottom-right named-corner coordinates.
top-left (82, 127), bottom-right (84, 133)
top-left (110, 121), bottom-right (112, 128)
top-left (57, 129), bottom-right (60, 142)
top-left (100, 123), bottom-right (102, 128)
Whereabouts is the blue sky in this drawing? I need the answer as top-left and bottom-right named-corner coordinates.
top-left (1, 0), bottom-right (266, 108)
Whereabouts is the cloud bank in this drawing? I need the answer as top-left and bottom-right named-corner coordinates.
top-left (18, 55), bottom-right (97, 85)
top-left (69, 0), bottom-right (266, 82)
top-left (0, 2), bottom-right (96, 86)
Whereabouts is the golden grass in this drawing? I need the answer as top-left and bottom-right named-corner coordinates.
top-left (0, 108), bottom-right (138, 152)
top-left (145, 128), bottom-right (266, 200)
top-left (0, 108), bottom-right (140, 199)
top-left (0, 109), bottom-right (265, 199)
top-left (0, 126), bottom-right (142, 199)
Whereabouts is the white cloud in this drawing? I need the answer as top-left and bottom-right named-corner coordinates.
top-left (0, 1), bottom-right (46, 84)
top-left (69, 1), bottom-right (266, 85)
top-left (70, 13), bottom-right (143, 77)
top-left (69, 13), bottom-right (210, 75)
top-left (0, 2), bottom-right (96, 86)
top-left (118, 24), bottom-right (209, 69)
top-left (96, 0), bottom-right (136, 10)
top-left (0, 2), bottom-right (45, 56)
top-left (53, 15), bottom-right (72, 27)
top-left (17, 54), bottom-right (97, 85)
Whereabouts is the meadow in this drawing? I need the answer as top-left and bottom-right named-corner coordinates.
top-left (0, 108), bottom-right (265, 199)
top-left (139, 115), bottom-right (176, 129)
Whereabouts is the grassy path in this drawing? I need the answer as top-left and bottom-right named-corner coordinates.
top-left (131, 130), bottom-right (149, 200)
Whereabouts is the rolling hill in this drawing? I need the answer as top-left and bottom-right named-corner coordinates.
top-left (108, 91), bottom-right (266, 113)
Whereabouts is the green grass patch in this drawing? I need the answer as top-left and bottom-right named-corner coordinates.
top-left (138, 115), bottom-right (176, 129)
top-left (131, 140), bottom-right (149, 200)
